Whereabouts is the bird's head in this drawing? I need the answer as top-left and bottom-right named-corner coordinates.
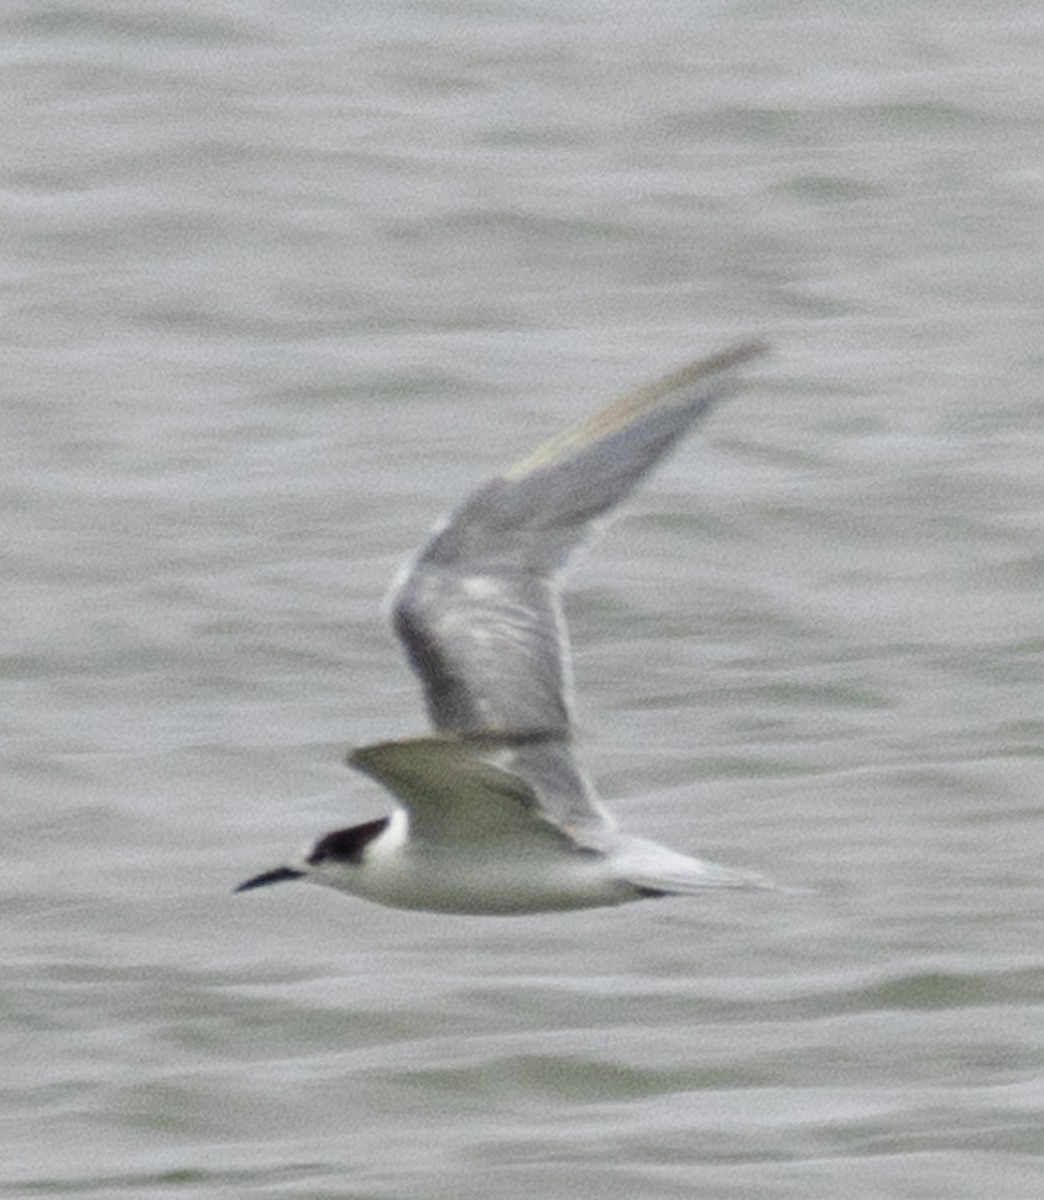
top-left (235, 816), bottom-right (391, 894)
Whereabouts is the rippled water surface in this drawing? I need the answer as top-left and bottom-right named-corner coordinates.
top-left (4, 1), bottom-right (1043, 1196)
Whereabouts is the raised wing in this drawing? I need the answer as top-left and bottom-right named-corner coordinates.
top-left (391, 341), bottom-right (767, 740)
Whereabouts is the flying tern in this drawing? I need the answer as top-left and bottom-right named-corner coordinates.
top-left (237, 341), bottom-right (770, 914)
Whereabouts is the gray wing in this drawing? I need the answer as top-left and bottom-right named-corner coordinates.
top-left (349, 737), bottom-right (584, 851)
top-left (386, 341), bottom-right (767, 836)
top-left (393, 340), bottom-right (766, 738)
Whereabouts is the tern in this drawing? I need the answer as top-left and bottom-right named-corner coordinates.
top-left (237, 341), bottom-right (770, 914)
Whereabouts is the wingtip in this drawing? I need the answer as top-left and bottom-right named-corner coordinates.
top-left (630, 337), bottom-right (770, 405)
top-left (699, 338), bottom-right (771, 371)
top-left (502, 338), bottom-right (770, 483)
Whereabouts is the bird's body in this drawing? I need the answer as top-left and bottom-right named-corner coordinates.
top-left (313, 807), bottom-right (637, 916)
top-left (238, 341), bottom-right (770, 915)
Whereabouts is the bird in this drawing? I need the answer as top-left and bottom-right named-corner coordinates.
top-left (236, 340), bottom-right (771, 915)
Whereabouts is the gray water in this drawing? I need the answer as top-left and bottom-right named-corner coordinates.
top-left (4, 0), bottom-right (1043, 1195)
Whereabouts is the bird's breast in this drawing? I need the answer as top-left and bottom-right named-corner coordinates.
top-left (321, 836), bottom-right (634, 915)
